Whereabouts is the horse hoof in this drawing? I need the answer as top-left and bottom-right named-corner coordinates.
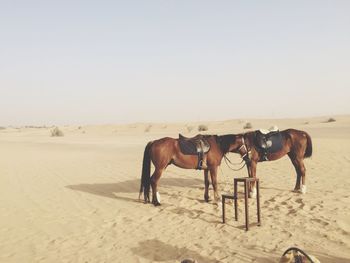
top-left (151, 192), bottom-right (161, 206)
top-left (301, 185), bottom-right (307, 194)
top-left (293, 185), bottom-right (307, 194)
top-left (249, 188), bottom-right (257, 198)
top-left (156, 192), bottom-right (161, 203)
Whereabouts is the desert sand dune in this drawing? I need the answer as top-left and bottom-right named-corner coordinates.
top-left (0, 116), bottom-right (349, 262)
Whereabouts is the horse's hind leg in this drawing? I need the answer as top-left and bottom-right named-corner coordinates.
top-left (150, 168), bottom-right (164, 206)
top-left (288, 154), bottom-right (306, 193)
top-left (204, 169), bottom-right (210, 202)
top-left (298, 159), bottom-right (307, 193)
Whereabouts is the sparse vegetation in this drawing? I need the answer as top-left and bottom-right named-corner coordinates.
top-left (144, 124), bottom-right (152, 133)
top-left (303, 121), bottom-right (309, 125)
top-left (186, 125), bottom-right (194, 133)
top-left (51, 127), bottom-right (64, 137)
top-left (25, 125), bottom-right (47, 129)
top-left (326, 117), bottom-right (336, 123)
top-left (198, 124), bottom-right (208, 132)
top-left (243, 122), bottom-right (253, 129)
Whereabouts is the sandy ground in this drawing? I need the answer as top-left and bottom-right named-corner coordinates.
top-left (0, 116), bottom-right (349, 263)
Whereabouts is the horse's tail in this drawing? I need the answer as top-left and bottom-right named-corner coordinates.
top-left (304, 132), bottom-right (313, 158)
top-left (139, 141), bottom-right (153, 202)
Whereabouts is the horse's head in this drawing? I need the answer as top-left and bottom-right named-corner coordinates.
top-left (219, 134), bottom-right (248, 158)
top-left (218, 134), bottom-right (241, 153)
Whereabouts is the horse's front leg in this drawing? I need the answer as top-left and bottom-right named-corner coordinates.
top-left (248, 161), bottom-right (257, 198)
top-left (209, 166), bottom-right (220, 202)
top-left (204, 169), bottom-right (210, 202)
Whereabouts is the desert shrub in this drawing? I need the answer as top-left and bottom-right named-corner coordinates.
top-left (326, 117), bottom-right (336, 123)
top-left (144, 124), bottom-right (152, 132)
top-left (198, 124), bottom-right (208, 132)
top-left (186, 125), bottom-right (194, 133)
top-left (51, 127), bottom-right (64, 137)
top-left (25, 125), bottom-right (47, 129)
top-left (243, 122), bottom-right (253, 129)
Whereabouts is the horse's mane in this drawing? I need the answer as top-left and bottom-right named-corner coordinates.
top-left (217, 134), bottom-right (236, 154)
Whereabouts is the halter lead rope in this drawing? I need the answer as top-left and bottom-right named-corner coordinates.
top-left (220, 135), bottom-right (249, 193)
top-left (223, 154), bottom-right (246, 171)
top-left (222, 135), bottom-right (250, 172)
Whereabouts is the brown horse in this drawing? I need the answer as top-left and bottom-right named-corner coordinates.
top-left (228, 129), bottom-right (313, 197)
top-left (139, 134), bottom-right (238, 206)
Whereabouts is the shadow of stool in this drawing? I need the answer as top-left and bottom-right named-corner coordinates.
top-left (222, 177), bottom-right (261, 231)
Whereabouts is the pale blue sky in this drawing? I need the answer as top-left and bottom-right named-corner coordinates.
top-left (1, 1), bottom-right (349, 125)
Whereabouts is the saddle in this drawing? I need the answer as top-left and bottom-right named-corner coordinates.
top-left (255, 127), bottom-right (283, 161)
top-left (178, 134), bottom-right (210, 170)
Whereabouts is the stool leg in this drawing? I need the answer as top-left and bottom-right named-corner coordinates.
top-left (244, 181), bottom-right (249, 231)
top-left (256, 181), bottom-right (261, 226)
top-left (222, 196), bottom-right (225, 223)
top-left (234, 180), bottom-right (238, 221)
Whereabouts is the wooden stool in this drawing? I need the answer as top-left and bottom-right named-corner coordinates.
top-left (222, 177), bottom-right (261, 231)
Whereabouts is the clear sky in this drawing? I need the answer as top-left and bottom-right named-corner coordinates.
top-left (1, 1), bottom-right (349, 125)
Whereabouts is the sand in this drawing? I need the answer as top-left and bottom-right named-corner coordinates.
top-left (0, 116), bottom-right (349, 263)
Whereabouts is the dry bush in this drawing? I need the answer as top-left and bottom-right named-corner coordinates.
top-left (198, 124), bottom-right (208, 132)
top-left (243, 122), bottom-right (253, 129)
top-left (326, 117), bottom-right (336, 123)
top-left (186, 125), bottom-right (194, 133)
top-left (51, 127), bottom-right (64, 137)
top-left (144, 124), bottom-right (152, 132)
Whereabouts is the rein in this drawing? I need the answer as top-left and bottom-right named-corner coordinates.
top-left (223, 154), bottom-right (246, 171)
top-left (219, 134), bottom-right (250, 171)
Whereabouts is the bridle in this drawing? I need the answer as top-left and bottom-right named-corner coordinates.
top-left (238, 136), bottom-right (250, 162)
top-left (223, 135), bottom-right (250, 171)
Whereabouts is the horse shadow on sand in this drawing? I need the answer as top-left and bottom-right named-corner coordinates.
top-left (66, 177), bottom-right (202, 203)
top-left (131, 239), bottom-right (218, 263)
